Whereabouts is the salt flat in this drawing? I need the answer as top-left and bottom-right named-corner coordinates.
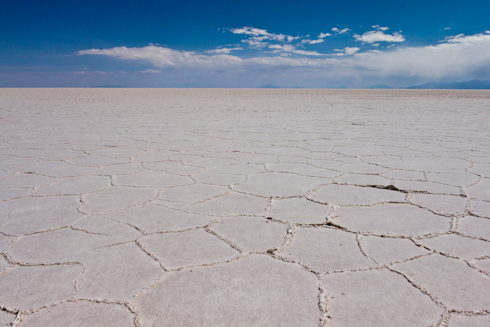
top-left (0, 88), bottom-right (490, 326)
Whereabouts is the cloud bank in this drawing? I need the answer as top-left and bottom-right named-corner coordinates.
top-left (76, 29), bottom-right (490, 87)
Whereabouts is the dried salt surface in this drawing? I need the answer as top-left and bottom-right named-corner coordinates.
top-left (473, 259), bottom-right (490, 273)
top-left (159, 183), bottom-right (229, 205)
top-left (322, 269), bottom-right (444, 326)
top-left (334, 203), bottom-right (451, 237)
top-left (420, 234), bottom-right (490, 260)
top-left (448, 315), bottom-right (490, 327)
top-left (464, 178), bottom-right (490, 201)
top-left (361, 236), bottom-right (429, 265)
top-left (0, 196), bottom-right (84, 235)
top-left (113, 171), bottom-right (193, 188)
top-left (394, 180), bottom-right (462, 195)
top-left (333, 173), bottom-right (392, 186)
top-left (96, 162), bottom-right (145, 175)
top-left (192, 170), bottom-right (247, 185)
top-left (132, 255), bottom-right (321, 327)
top-left (394, 254), bottom-right (490, 311)
top-left (468, 162), bottom-right (490, 178)
top-left (32, 175), bottom-right (111, 196)
top-left (469, 200), bottom-right (490, 218)
top-left (282, 227), bottom-right (375, 272)
top-left (210, 216), bottom-right (288, 252)
top-left (0, 310), bottom-right (15, 326)
top-left (97, 203), bottom-right (215, 233)
top-left (190, 191), bottom-right (268, 216)
top-left (425, 172), bottom-right (480, 187)
top-left (139, 229), bottom-right (240, 269)
top-left (232, 172), bottom-right (327, 197)
top-left (43, 165), bottom-right (99, 178)
top-left (6, 228), bottom-right (124, 264)
top-left (0, 234), bottom-right (15, 252)
top-left (81, 186), bottom-right (158, 214)
top-left (308, 184), bottom-right (406, 206)
top-left (0, 255), bottom-right (9, 272)
top-left (268, 197), bottom-right (332, 224)
top-left (1, 89), bottom-right (490, 325)
top-left (0, 173), bottom-right (56, 188)
top-left (457, 216), bottom-right (490, 240)
top-left (0, 264), bottom-right (83, 311)
top-left (266, 163), bottom-right (340, 179)
top-left (408, 193), bottom-right (467, 216)
top-left (76, 243), bottom-right (164, 301)
top-left (0, 187), bottom-right (31, 201)
top-left (20, 301), bottom-right (135, 327)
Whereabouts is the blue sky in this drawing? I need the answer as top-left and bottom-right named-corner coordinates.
top-left (1, 0), bottom-right (489, 88)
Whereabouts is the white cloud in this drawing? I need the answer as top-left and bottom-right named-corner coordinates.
top-left (444, 33), bottom-right (490, 44)
top-left (230, 26), bottom-right (298, 49)
top-left (139, 69), bottom-right (161, 74)
top-left (205, 47), bottom-right (243, 54)
top-left (76, 44), bottom-right (331, 70)
top-left (309, 39), bottom-right (324, 44)
top-left (241, 37), bottom-right (269, 48)
top-left (268, 44), bottom-right (323, 56)
top-left (318, 32), bottom-right (331, 38)
top-left (354, 30), bottom-right (405, 43)
top-left (74, 71), bottom-right (117, 76)
top-left (77, 32), bottom-right (490, 85)
top-left (352, 32), bottom-right (490, 78)
top-left (77, 46), bottom-right (243, 68)
top-left (231, 27), bottom-right (271, 37)
top-left (444, 27), bottom-right (451, 30)
top-left (344, 47), bottom-right (360, 55)
top-left (332, 27), bottom-right (351, 34)
top-left (332, 47), bottom-right (360, 56)
top-left (372, 25), bottom-right (389, 31)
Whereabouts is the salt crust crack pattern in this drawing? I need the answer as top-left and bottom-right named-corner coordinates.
top-left (0, 89), bottom-right (489, 326)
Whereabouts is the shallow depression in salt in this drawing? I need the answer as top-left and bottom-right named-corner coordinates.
top-left (0, 88), bottom-right (490, 326)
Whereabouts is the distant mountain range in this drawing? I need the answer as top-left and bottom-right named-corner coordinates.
top-left (259, 84), bottom-right (349, 89)
top-left (404, 79), bottom-right (490, 89)
top-left (261, 79), bottom-right (490, 90)
top-left (259, 84), bottom-right (304, 89)
top-left (368, 85), bottom-right (393, 89)
top-left (368, 79), bottom-right (490, 89)
top-left (88, 85), bottom-right (127, 88)
top-left (259, 84), bottom-right (282, 88)
top-left (369, 79), bottom-right (490, 89)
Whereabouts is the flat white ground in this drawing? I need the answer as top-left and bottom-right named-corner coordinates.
top-left (0, 89), bottom-right (489, 326)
